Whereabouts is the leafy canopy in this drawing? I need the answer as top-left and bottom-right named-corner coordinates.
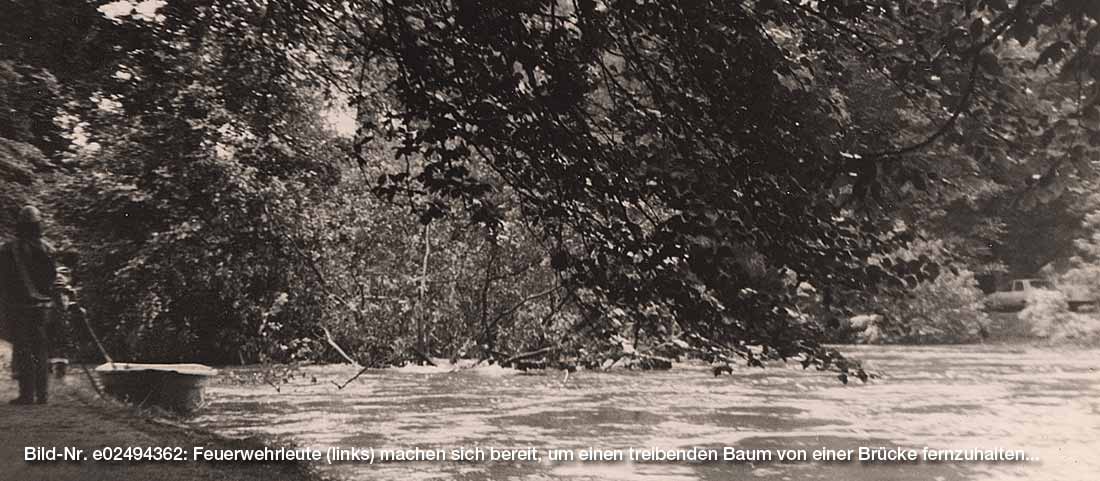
top-left (258, 0), bottom-right (1100, 375)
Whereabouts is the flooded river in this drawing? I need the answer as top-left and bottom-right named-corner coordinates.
top-left (190, 345), bottom-right (1100, 481)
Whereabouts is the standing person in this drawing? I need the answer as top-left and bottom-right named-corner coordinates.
top-left (0, 206), bottom-right (59, 405)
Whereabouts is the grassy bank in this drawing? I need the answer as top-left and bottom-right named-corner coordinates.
top-left (0, 342), bottom-right (334, 481)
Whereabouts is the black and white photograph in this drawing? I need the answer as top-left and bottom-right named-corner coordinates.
top-left (0, 1), bottom-right (1097, 480)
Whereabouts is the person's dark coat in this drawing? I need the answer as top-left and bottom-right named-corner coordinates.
top-left (0, 206), bottom-right (58, 403)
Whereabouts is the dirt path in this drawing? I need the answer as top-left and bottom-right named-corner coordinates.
top-left (0, 343), bottom-right (330, 481)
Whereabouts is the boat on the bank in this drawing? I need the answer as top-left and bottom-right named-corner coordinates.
top-left (94, 363), bottom-right (218, 413)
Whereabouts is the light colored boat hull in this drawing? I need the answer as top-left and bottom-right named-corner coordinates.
top-left (95, 363), bottom-right (218, 413)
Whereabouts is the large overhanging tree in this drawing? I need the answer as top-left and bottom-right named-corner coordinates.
top-left (12, 0), bottom-right (1100, 374)
top-left (241, 0), bottom-right (1100, 378)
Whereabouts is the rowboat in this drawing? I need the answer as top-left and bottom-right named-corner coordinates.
top-left (94, 363), bottom-right (218, 413)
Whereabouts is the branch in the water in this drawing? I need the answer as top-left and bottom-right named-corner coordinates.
top-left (408, 347), bottom-right (436, 366)
top-left (331, 364), bottom-right (372, 390)
top-left (501, 346), bottom-right (559, 365)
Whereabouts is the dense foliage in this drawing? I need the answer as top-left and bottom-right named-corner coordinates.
top-left (865, 242), bottom-right (991, 343)
top-left (5, 0), bottom-right (1100, 372)
top-left (278, 0), bottom-right (1100, 365)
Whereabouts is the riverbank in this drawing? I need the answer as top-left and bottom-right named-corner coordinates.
top-left (0, 342), bottom-right (333, 481)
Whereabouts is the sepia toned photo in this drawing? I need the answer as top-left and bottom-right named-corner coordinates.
top-left (0, 1), bottom-right (1097, 480)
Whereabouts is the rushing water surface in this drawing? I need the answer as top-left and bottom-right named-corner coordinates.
top-left (190, 345), bottom-right (1100, 481)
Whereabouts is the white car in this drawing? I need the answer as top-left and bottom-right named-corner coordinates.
top-left (984, 278), bottom-right (1096, 312)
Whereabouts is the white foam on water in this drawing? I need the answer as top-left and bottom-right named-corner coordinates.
top-left (190, 345), bottom-right (1100, 481)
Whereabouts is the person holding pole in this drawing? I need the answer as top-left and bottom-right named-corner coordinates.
top-left (0, 206), bottom-right (61, 405)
